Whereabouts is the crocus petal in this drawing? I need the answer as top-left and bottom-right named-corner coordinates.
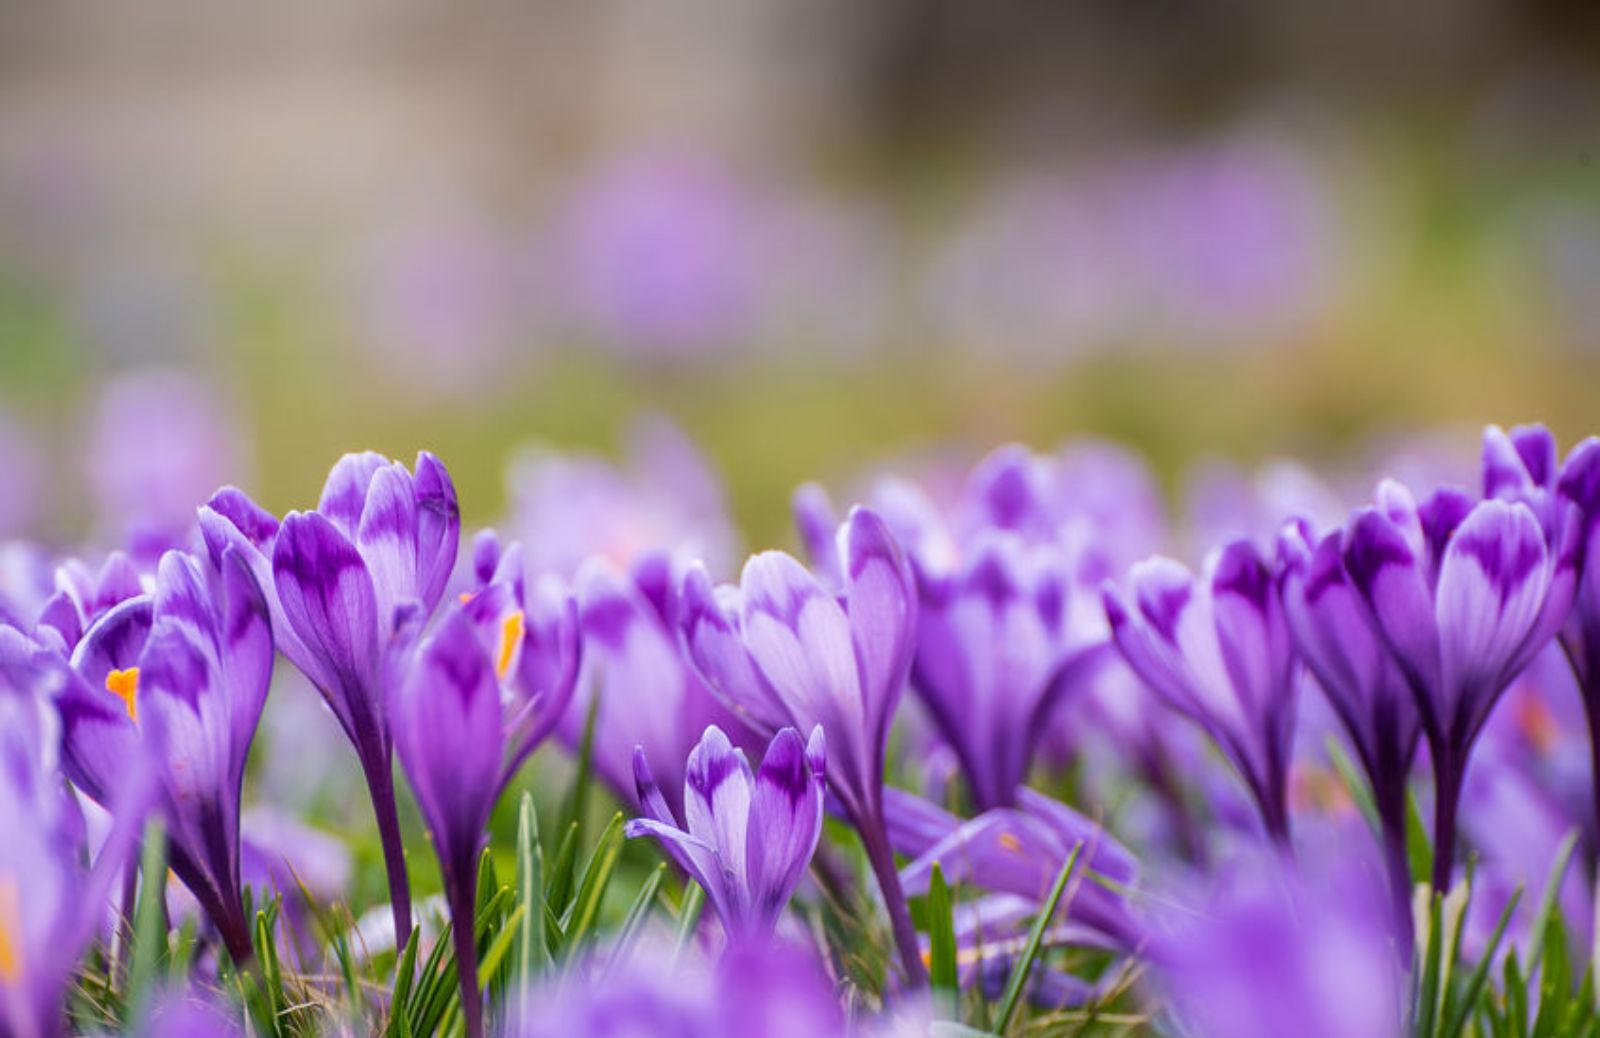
top-left (316, 452), bottom-right (388, 540)
top-left (412, 451), bottom-right (460, 613)
top-left (1342, 507), bottom-right (1442, 704)
top-left (391, 606), bottom-right (504, 870)
top-left (356, 464), bottom-right (421, 630)
top-left (1435, 500), bottom-right (1550, 730)
top-left (684, 726), bottom-right (755, 891)
top-left (681, 565), bottom-right (790, 734)
top-left (215, 546), bottom-right (273, 773)
top-left (792, 483), bottom-right (842, 583)
top-left (840, 508), bottom-right (917, 748)
top-left (272, 512), bottom-right (380, 737)
top-left (740, 551), bottom-right (865, 737)
top-left (744, 726), bottom-right (825, 929)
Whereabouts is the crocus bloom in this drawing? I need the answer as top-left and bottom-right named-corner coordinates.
top-left (1278, 518), bottom-right (1419, 945)
top-left (459, 539), bottom-right (582, 791)
top-left (681, 507), bottom-right (928, 984)
top-left (199, 450), bottom-right (460, 941)
top-left (508, 937), bottom-right (843, 1038)
top-left (565, 553), bottom-right (757, 818)
top-left (59, 548), bottom-right (272, 962)
top-left (0, 627), bottom-right (149, 1038)
top-left (1485, 425), bottom-right (1600, 848)
top-left (32, 551), bottom-right (144, 655)
top-left (1104, 541), bottom-right (1298, 843)
top-left (1341, 477), bottom-right (1574, 888)
top-left (390, 606), bottom-right (504, 1038)
top-left (891, 787), bottom-right (1142, 949)
top-left (911, 534), bottom-right (1109, 810)
top-left (1154, 855), bottom-right (1403, 1038)
top-left (627, 724), bottom-right (825, 945)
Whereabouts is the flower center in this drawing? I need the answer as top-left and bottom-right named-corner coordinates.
top-left (105, 667), bottom-right (140, 722)
top-left (497, 611), bottom-right (525, 681)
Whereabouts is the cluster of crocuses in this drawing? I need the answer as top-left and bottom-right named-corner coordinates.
top-left (4, 420), bottom-right (1600, 1036)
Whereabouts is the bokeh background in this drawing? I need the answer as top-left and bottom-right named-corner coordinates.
top-left (1, 0), bottom-right (1598, 547)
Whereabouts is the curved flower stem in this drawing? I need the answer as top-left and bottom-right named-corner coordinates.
top-left (446, 867), bottom-right (484, 1038)
top-left (856, 812), bottom-right (929, 989)
top-left (361, 751), bottom-right (413, 944)
top-left (1375, 776), bottom-right (1415, 962)
top-left (1429, 745), bottom-right (1463, 895)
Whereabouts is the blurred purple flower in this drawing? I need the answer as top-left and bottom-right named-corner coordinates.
top-left (32, 551), bottom-right (144, 655)
top-left (1154, 853), bottom-right (1403, 1038)
top-left (1341, 475), bottom-right (1574, 888)
top-left (83, 370), bottom-right (246, 561)
top-left (564, 554), bottom-right (758, 818)
top-left (508, 938), bottom-right (842, 1038)
top-left (506, 416), bottom-right (737, 579)
top-left (1104, 541), bottom-right (1298, 844)
top-left (556, 154), bottom-right (766, 358)
top-left (891, 787), bottom-right (1142, 949)
top-left (628, 725), bottom-right (825, 945)
top-left (681, 507), bottom-right (928, 985)
top-left (60, 548), bottom-right (271, 962)
top-left (199, 450), bottom-right (461, 943)
top-left (0, 627), bottom-right (150, 1038)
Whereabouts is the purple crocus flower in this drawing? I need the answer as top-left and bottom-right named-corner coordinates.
top-left (1278, 519), bottom-right (1419, 945)
top-left (1341, 476), bottom-right (1574, 889)
top-left (627, 724), bottom-right (825, 946)
top-left (199, 450), bottom-right (460, 941)
top-left (680, 507), bottom-right (929, 985)
top-left (1485, 425), bottom-right (1600, 850)
top-left (459, 539), bottom-right (582, 791)
top-left (508, 937), bottom-right (843, 1038)
top-left (58, 548), bottom-right (272, 962)
top-left (911, 534), bottom-right (1109, 810)
top-left (0, 627), bottom-right (150, 1038)
top-left (32, 551), bottom-right (144, 655)
top-left (890, 787), bottom-right (1142, 949)
top-left (1104, 541), bottom-right (1298, 844)
top-left (1154, 853), bottom-right (1403, 1038)
top-left (389, 605), bottom-right (504, 1038)
top-left (566, 554), bottom-right (757, 818)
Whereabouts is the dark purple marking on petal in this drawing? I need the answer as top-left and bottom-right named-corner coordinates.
top-left (756, 728), bottom-right (809, 806)
top-left (1137, 579), bottom-right (1190, 643)
top-left (686, 725), bottom-right (742, 799)
top-left (1511, 424), bottom-right (1557, 489)
top-left (1418, 488), bottom-right (1475, 568)
top-left (1342, 510), bottom-right (1414, 599)
top-left (204, 487), bottom-right (280, 550)
top-left (1455, 513), bottom-right (1545, 604)
top-left (1213, 540), bottom-right (1273, 609)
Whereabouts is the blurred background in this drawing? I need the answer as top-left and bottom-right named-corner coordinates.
top-left (1, 0), bottom-right (1598, 547)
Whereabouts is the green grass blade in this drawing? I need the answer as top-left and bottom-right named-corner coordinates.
top-left (603, 862), bottom-right (667, 979)
top-left (1441, 888), bottom-right (1522, 1038)
top-left (479, 904), bottom-right (528, 991)
top-left (1323, 737), bottom-right (1380, 832)
top-left (928, 862), bottom-right (960, 1005)
top-left (992, 842), bottom-right (1082, 1036)
top-left (125, 820), bottom-right (168, 1019)
top-left (561, 813), bottom-right (625, 952)
top-left (673, 884), bottom-right (705, 964)
top-left (1526, 830), bottom-right (1579, 979)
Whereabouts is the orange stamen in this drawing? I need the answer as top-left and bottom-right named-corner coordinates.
top-left (497, 611), bottom-right (525, 681)
top-left (0, 877), bottom-right (20, 984)
top-left (105, 667), bottom-right (139, 722)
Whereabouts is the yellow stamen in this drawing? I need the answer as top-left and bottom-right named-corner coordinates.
top-left (0, 877), bottom-right (21, 984)
top-left (458, 591), bottom-right (475, 605)
top-left (105, 667), bottom-right (139, 722)
top-left (496, 611), bottom-right (525, 681)
top-left (998, 832), bottom-right (1024, 854)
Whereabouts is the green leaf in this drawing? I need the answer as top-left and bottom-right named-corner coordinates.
top-left (1526, 829), bottom-right (1580, 979)
top-left (545, 821), bottom-right (581, 923)
top-left (604, 862), bottom-right (667, 978)
top-left (1415, 891), bottom-right (1445, 1038)
top-left (673, 884), bottom-right (705, 964)
top-left (559, 693), bottom-right (602, 844)
top-left (1407, 789), bottom-right (1433, 887)
top-left (992, 842), bottom-right (1082, 1036)
top-left (1324, 737), bottom-right (1380, 832)
top-left (514, 792), bottom-right (547, 1029)
top-left (125, 820), bottom-right (168, 1019)
top-left (927, 862), bottom-right (960, 1005)
top-left (387, 926), bottom-right (421, 1038)
top-left (1440, 886), bottom-right (1520, 1038)
top-left (561, 813), bottom-right (625, 952)
top-left (479, 904), bottom-right (528, 991)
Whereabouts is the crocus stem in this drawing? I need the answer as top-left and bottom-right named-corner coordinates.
top-left (1429, 746), bottom-right (1463, 894)
top-left (447, 866), bottom-right (483, 1038)
top-left (1585, 688), bottom-right (1600, 859)
top-left (362, 751), bottom-right (413, 943)
top-left (857, 811), bottom-right (929, 989)
top-left (1375, 777), bottom-right (1415, 962)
